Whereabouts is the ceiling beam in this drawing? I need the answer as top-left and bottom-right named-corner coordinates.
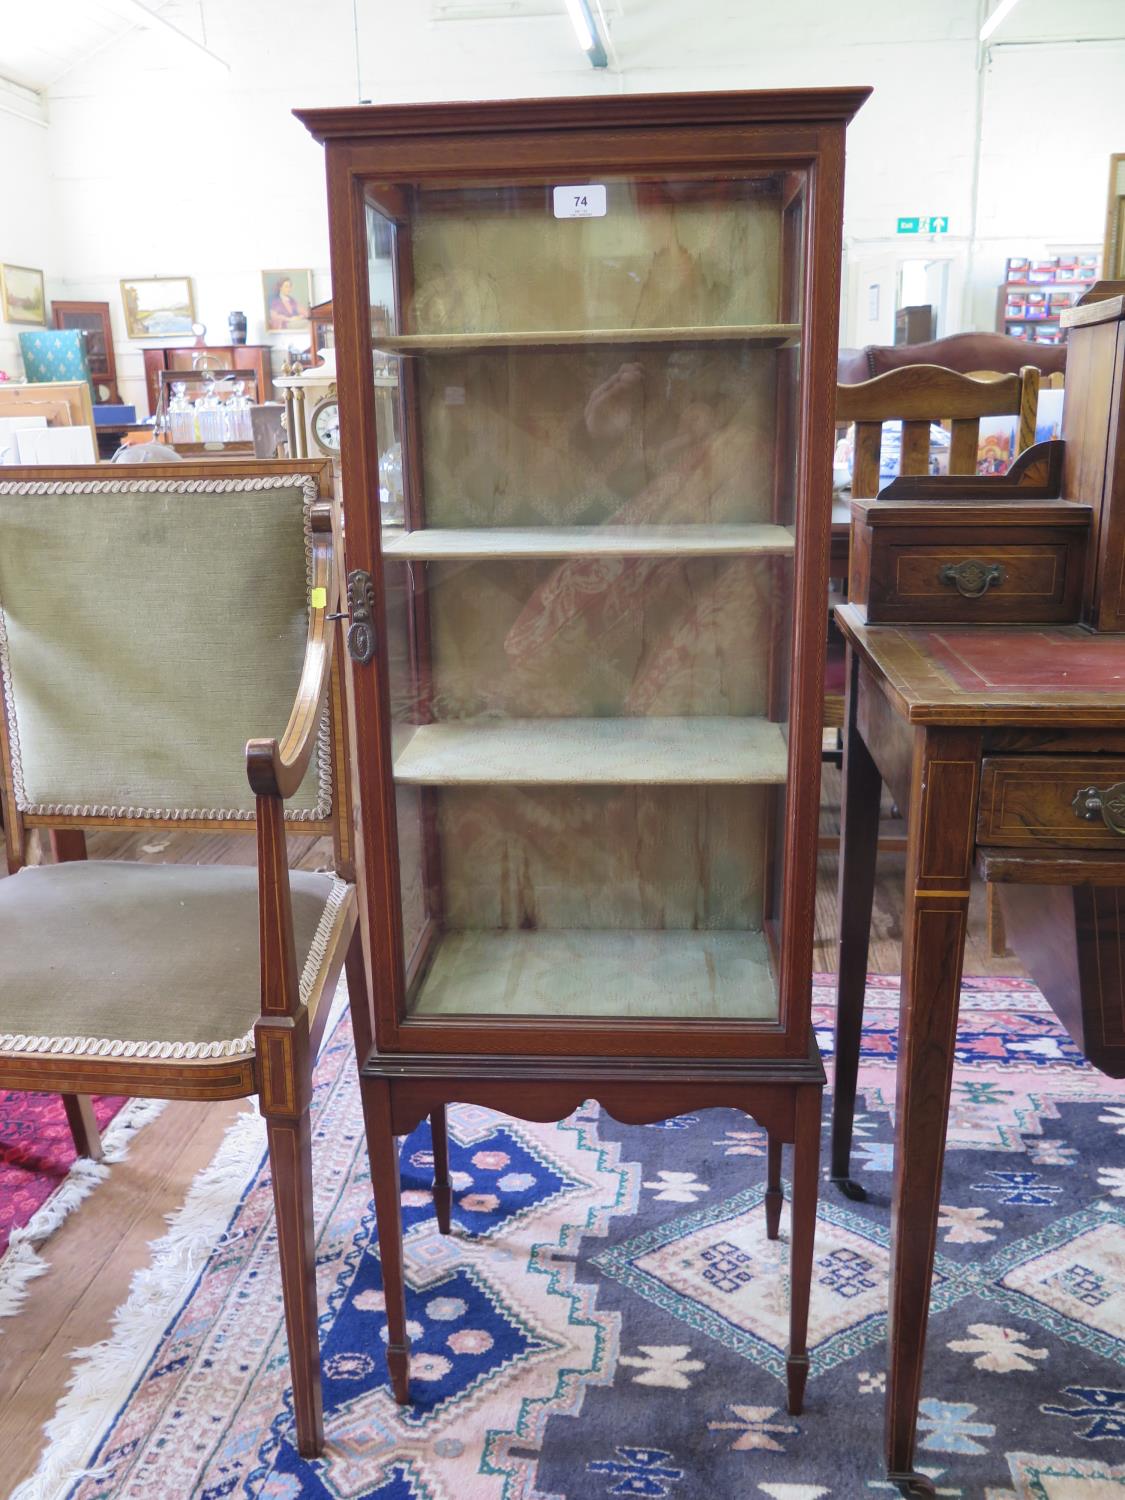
top-left (91, 0), bottom-right (229, 71)
top-left (0, 74), bottom-right (48, 127)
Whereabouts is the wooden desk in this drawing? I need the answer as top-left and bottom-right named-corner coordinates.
top-left (831, 606), bottom-right (1125, 1497)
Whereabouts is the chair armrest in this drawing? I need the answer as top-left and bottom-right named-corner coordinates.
top-left (246, 503), bottom-right (336, 802)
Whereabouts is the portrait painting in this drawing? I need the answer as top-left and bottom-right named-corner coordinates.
top-left (263, 269), bottom-right (312, 332)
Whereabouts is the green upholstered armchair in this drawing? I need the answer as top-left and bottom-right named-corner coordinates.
top-left (0, 459), bottom-right (366, 1458)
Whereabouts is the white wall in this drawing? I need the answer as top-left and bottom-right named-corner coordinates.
top-left (0, 81), bottom-right (53, 379)
top-left (7, 0), bottom-right (1125, 410)
top-left (967, 34), bottom-right (1125, 329)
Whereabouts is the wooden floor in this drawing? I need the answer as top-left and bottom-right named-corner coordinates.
top-left (0, 775), bottom-right (1024, 1490)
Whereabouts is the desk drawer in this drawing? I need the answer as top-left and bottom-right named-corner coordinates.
top-left (979, 756), bottom-right (1125, 848)
top-left (849, 514), bottom-right (1087, 625)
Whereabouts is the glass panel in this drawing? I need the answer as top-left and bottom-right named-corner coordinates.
top-left (365, 170), bottom-right (807, 1026)
top-left (55, 311), bottom-right (108, 374)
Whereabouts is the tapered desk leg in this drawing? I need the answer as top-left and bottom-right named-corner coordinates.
top-left (832, 647), bottom-right (882, 1200)
top-left (885, 727), bottom-right (980, 1499)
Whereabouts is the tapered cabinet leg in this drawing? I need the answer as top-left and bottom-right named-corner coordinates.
top-left (786, 1085), bottom-right (821, 1416)
top-left (361, 1075), bottom-right (410, 1403)
top-left (765, 1133), bottom-right (783, 1240)
top-left (832, 648), bottom-right (881, 1201)
top-left (430, 1106), bottom-right (452, 1235)
top-left (884, 727), bottom-right (979, 1495)
top-left (265, 1111), bottom-right (324, 1457)
top-left (62, 1094), bottom-right (102, 1161)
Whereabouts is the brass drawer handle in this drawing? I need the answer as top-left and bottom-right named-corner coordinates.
top-left (1072, 782), bottom-right (1125, 835)
top-left (939, 559), bottom-right (1005, 598)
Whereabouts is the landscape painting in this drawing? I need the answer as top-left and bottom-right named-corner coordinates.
top-left (1, 264), bottom-right (46, 325)
top-left (120, 276), bottom-right (195, 338)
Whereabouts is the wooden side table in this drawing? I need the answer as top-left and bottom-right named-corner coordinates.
top-left (831, 607), bottom-right (1125, 1496)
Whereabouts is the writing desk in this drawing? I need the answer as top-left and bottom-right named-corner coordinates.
top-left (831, 609), bottom-right (1125, 1497)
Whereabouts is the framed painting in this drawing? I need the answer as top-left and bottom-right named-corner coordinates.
top-left (120, 276), bottom-right (196, 339)
top-left (262, 268), bottom-right (312, 332)
top-left (1, 264), bottom-right (46, 325)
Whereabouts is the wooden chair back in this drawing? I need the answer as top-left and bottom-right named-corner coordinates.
top-left (836, 363), bottom-right (1041, 499)
top-left (0, 459), bottom-right (350, 873)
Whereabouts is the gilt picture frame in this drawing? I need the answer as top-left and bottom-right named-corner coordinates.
top-left (1, 264), bottom-right (46, 325)
top-left (120, 276), bottom-right (196, 339)
top-left (262, 268), bottom-right (312, 332)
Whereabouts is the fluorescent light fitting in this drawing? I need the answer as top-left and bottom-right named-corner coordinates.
top-left (564, 0), bottom-right (608, 67)
top-left (980, 0), bottom-right (1022, 42)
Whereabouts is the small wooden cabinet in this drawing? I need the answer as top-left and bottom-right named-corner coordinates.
top-left (51, 300), bottom-right (119, 404)
top-left (300, 83), bottom-right (868, 1423)
top-left (848, 496), bottom-right (1090, 624)
top-left (300, 88), bottom-right (867, 1063)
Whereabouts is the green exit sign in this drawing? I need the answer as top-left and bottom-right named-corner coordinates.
top-left (897, 215), bottom-right (950, 234)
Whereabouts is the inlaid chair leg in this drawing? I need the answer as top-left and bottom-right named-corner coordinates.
top-left (62, 1094), bottom-right (103, 1161)
top-left (765, 1133), bottom-right (783, 1240)
top-left (265, 1108), bottom-right (324, 1457)
top-left (361, 1075), bottom-right (411, 1403)
top-left (786, 1085), bottom-right (822, 1417)
top-left (51, 843), bottom-right (101, 1165)
top-left (430, 1106), bottom-right (453, 1235)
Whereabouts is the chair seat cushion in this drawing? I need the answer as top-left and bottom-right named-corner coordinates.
top-left (0, 861), bottom-right (349, 1060)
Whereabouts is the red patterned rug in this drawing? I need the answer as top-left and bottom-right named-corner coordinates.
top-left (0, 1090), bottom-right (164, 1317)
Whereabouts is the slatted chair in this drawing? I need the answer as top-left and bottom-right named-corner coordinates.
top-left (838, 362), bottom-right (1040, 499)
top-left (824, 363), bottom-right (1041, 734)
top-left (0, 459), bottom-right (364, 1458)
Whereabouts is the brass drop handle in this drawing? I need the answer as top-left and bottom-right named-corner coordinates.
top-left (939, 559), bottom-right (1005, 598)
top-left (1072, 782), bottom-right (1125, 836)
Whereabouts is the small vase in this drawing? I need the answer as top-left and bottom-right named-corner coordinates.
top-left (228, 310), bottom-right (247, 345)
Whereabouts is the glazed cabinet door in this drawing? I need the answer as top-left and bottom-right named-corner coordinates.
top-left (319, 105), bottom-right (852, 1059)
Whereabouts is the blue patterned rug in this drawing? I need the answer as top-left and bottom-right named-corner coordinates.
top-left (28, 976), bottom-right (1125, 1499)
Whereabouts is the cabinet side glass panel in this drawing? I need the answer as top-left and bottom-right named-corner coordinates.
top-left (366, 173), bottom-right (807, 1028)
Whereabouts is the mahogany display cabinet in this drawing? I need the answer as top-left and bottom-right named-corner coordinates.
top-left (299, 87), bottom-right (869, 1414)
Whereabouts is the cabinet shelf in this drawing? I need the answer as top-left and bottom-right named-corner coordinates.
top-left (409, 928), bottom-right (777, 1019)
top-left (382, 523), bottom-right (796, 561)
top-left (374, 323), bottom-right (801, 354)
top-left (393, 716), bottom-right (788, 786)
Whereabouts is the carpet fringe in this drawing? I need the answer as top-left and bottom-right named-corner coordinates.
top-left (10, 1103), bottom-right (268, 1500)
top-left (0, 1096), bottom-right (168, 1326)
